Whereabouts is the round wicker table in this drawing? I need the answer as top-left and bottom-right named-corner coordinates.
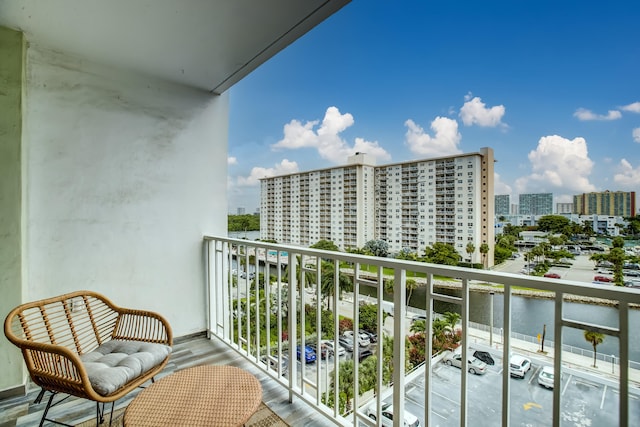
top-left (124, 365), bottom-right (262, 427)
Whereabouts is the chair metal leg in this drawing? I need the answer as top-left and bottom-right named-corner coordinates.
top-left (34, 388), bottom-right (47, 404)
top-left (39, 393), bottom-right (56, 427)
top-left (38, 392), bottom-right (74, 427)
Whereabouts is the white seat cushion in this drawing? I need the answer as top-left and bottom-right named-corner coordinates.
top-left (81, 340), bottom-right (171, 396)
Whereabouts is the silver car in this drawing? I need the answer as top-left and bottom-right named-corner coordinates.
top-left (537, 366), bottom-right (554, 388)
top-left (444, 352), bottom-right (487, 375)
top-left (366, 402), bottom-right (420, 427)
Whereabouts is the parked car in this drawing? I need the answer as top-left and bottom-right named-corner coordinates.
top-left (594, 275), bottom-right (613, 283)
top-left (357, 348), bottom-right (374, 362)
top-left (296, 345), bottom-right (316, 363)
top-left (343, 330), bottom-right (370, 347)
top-left (308, 343), bottom-right (328, 359)
top-left (544, 273), bottom-right (561, 279)
top-left (509, 354), bottom-right (531, 378)
top-left (338, 336), bottom-right (354, 352)
top-left (366, 402), bottom-right (420, 427)
top-left (322, 340), bottom-right (346, 357)
top-left (443, 352), bottom-right (487, 375)
top-left (537, 365), bottom-right (555, 388)
top-left (473, 350), bottom-right (495, 365)
top-left (261, 355), bottom-right (288, 377)
top-left (359, 329), bottom-right (378, 343)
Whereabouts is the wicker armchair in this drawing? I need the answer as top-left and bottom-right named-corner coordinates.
top-left (4, 290), bottom-right (173, 426)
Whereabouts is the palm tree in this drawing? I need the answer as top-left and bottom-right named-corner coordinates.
top-left (465, 242), bottom-right (475, 263)
top-left (283, 255), bottom-right (315, 291)
top-left (410, 319), bottom-right (426, 334)
top-left (479, 243), bottom-right (490, 268)
top-left (443, 311), bottom-right (461, 334)
top-left (584, 329), bottom-right (605, 368)
top-left (405, 278), bottom-right (417, 308)
top-left (319, 260), bottom-right (353, 309)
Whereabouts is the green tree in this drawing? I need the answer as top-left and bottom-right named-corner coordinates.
top-left (537, 215), bottom-right (571, 234)
top-left (310, 239), bottom-right (340, 252)
top-left (364, 239), bottom-right (389, 257)
top-left (479, 243), bottom-right (490, 268)
top-left (319, 261), bottom-right (353, 308)
top-left (406, 278), bottom-right (418, 308)
top-left (227, 214), bottom-right (260, 233)
top-left (465, 242), bottom-right (475, 262)
top-left (443, 311), bottom-right (461, 333)
top-left (584, 330), bottom-right (605, 368)
top-left (423, 242), bottom-right (460, 265)
top-left (395, 248), bottom-right (418, 261)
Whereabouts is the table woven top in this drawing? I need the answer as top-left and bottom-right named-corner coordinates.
top-left (124, 365), bottom-right (263, 427)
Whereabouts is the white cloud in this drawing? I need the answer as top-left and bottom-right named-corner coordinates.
top-left (459, 95), bottom-right (506, 127)
top-left (271, 106), bottom-right (391, 164)
top-left (404, 117), bottom-right (462, 157)
top-left (516, 135), bottom-right (596, 193)
top-left (614, 159), bottom-right (640, 187)
top-left (493, 172), bottom-right (512, 197)
top-left (573, 108), bottom-right (622, 121)
top-left (236, 159), bottom-right (299, 187)
top-left (621, 102), bottom-right (640, 113)
top-left (228, 156), bottom-right (238, 165)
top-left (633, 127), bottom-right (640, 143)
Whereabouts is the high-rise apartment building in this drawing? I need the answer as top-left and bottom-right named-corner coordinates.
top-left (556, 202), bottom-right (573, 214)
top-left (495, 195), bottom-right (510, 216)
top-left (519, 193), bottom-right (553, 215)
top-left (260, 148), bottom-right (495, 266)
top-left (573, 191), bottom-right (636, 217)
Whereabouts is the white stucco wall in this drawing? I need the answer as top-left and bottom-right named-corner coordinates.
top-left (22, 45), bottom-right (228, 336)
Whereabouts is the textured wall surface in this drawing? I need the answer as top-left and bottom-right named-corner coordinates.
top-left (0, 26), bottom-right (24, 392)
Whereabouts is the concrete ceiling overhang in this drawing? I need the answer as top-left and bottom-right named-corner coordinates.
top-left (0, 0), bottom-right (350, 94)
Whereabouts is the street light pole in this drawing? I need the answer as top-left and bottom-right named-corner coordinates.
top-left (489, 291), bottom-right (494, 346)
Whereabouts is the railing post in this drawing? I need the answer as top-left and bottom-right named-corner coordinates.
top-left (553, 293), bottom-right (563, 427)
top-left (392, 268), bottom-right (406, 427)
top-left (288, 252), bottom-right (297, 403)
top-left (460, 279), bottom-right (469, 427)
top-left (502, 284), bottom-right (512, 427)
top-left (619, 302), bottom-right (629, 427)
top-left (425, 273), bottom-right (434, 427)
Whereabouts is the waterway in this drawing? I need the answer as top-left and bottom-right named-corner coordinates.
top-left (360, 284), bottom-right (640, 362)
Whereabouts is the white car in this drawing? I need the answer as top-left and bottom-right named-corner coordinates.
top-left (509, 354), bottom-right (531, 378)
top-left (537, 365), bottom-right (555, 388)
top-left (443, 352), bottom-right (487, 375)
top-left (366, 402), bottom-right (420, 427)
top-left (343, 330), bottom-right (370, 347)
top-left (322, 340), bottom-right (346, 357)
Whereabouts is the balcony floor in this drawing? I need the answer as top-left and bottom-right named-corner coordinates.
top-left (0, 334), bottom-right (328, 427)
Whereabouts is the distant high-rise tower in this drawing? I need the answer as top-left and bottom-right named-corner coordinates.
top-left (573, 191), bottom-right (636, 217)
top-left (556, 202), bottom-right (573, 214)
top-left (519, 193), bottom-right (553, 215)
top-left (495, 195), bottom-right (510, 216)
top-left (236, 207), bottom-right (245, 215)
top-left (260, 148), bottom-right (495, 266)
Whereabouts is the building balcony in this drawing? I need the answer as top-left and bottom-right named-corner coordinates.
top-left (3, 239), bottom-right (640, 426)
top-left (201, 237), bottom-right (638, 426)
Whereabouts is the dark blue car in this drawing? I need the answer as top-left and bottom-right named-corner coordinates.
top-left (296, 345), bottom-right (316, 363)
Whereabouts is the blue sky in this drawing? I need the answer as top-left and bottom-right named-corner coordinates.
top-left (227, 1), bottom-right (639, 214)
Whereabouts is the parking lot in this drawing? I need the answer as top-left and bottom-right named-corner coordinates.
top-left (379, 352), bottom-right (640, 427)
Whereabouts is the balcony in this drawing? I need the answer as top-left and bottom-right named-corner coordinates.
top-left (203, 237), bottom-right (640, 426)
top-left (3, 236), bottom-right (640, 426)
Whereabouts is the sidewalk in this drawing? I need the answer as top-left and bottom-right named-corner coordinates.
top-left (336, 296), bottom-right (640, 390)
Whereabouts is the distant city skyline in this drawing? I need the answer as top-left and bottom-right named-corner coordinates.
top-left (227, 1), bottom-right (639, 214)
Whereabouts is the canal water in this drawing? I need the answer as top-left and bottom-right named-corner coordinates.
top-left (361, 284), bottom-right (640, 362)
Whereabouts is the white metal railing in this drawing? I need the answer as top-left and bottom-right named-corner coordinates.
top-left (204, 236), bottom-right (640, 427)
